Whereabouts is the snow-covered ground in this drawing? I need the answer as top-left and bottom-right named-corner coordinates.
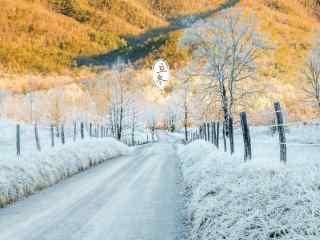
top-left (0, 132), bottom-right (183, 240)
top-left (179, 124), bottom-right (320, 240)
top-left (0, 135), bottom-right (130, 207)
top-left (0, 120), bottom-right (152, 160)
top-left (0, 117), bottom-right (161, 208)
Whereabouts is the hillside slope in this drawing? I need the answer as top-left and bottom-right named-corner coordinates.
top-left (237, 0), bottom-right (320, 118)
top-left (0, 0), bottom-right (126, 73)
top-left (0, 0), bottom-right (225, 74)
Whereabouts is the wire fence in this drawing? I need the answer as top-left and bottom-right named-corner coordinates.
top-left (0, 119), bottom-right (155, 160)
top-left (188, 101), bottom-right (320, 164)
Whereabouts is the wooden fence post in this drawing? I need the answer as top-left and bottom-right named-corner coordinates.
top-left (216, 122), bottom-right (220, 148)
top-left (202, 124), bottom-right (204, 140)
top-left (56, 125), bottom-right (60, 137)
top-left (211, 122), bottom-right (216, 146)
top-left (274, 102), bottom-right (287, 163)
top-left (50, 124), bottom-right (55, 147)
top-left (34, 122), bottom-right (41, 151)
top-left (206, 122), bottom-right (210, 142)
top-left (223, 121), bottom-right (227, 152)
top-left (73, 121), bottom-right (77, 142)
top-left (80, 122), bottom-right (84, 139)
top-left (229, 116), bottom-right (234, 154)
top-left (240, 112), bottom-right (252, 161)
top-left (89, 123), bottom-right (92, 137)
top-left (61, 124), bottom-right (65, 145)
top-left (16, 124), bottom-right (21, 156)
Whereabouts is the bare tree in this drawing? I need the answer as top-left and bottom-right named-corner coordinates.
top-left (180, 9), bottom-right (266, 153)
top-left (303, 41), bottom-right (320, 109)
top-left (174, 67), bottom-right (194, 142)
top-left (48, 85), bottom-right (65, 134)
top-left (126, 93), bottom-right (142, 145)
top-left (106, 59), bottom-right (133, 140)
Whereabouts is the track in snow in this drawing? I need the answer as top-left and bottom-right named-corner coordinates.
top-left (0, 133), bottom-right (184, 240)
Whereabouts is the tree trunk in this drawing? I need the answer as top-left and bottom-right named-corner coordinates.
top-left (118, 106), bottom-right (124, 140)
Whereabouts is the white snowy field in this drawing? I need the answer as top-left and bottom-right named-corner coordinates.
top-left (179, 124), bottom-right (320, 240)
top-left (0, 130), bottom-right (130, 207)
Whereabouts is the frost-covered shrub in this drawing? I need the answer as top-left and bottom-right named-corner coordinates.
top-left (179, 140), bottom-right (320, 240)
top-left (0, 138), bottom-right (129, 207)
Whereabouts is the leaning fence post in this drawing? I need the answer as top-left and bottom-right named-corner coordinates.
top-left (16, 124), bottom-right (21, 157)
top-left (274, 102), bottom-right (287, 163)
top-left (50, 124), bottom-right (55, 147)
top-left (34, 122), bottom-right (41, 151)
top-left (240, 112), bottom-right (252, 161)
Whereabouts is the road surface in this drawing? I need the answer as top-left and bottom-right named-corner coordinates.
top-left (0, 134), bottom-right (184, 240)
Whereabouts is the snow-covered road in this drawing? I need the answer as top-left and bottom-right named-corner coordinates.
top-left (0, 134), bottom-right (184, 240)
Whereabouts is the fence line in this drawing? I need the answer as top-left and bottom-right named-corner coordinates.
top-left (7, 120), bottom-right (153, 158)
top-left (188, 101), bottom-right (320, 164)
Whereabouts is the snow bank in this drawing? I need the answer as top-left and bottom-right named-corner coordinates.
top-left (179, 140), bottom-right (320, 240)
top-left (0, 138), bottom-right (129, 207)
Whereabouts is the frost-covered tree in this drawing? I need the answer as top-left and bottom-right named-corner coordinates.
top-left (180, 9), bottom-right (266, 153)
top-left (106, 59), bottom-right (133, 140)
top-left (303, 40), bottom-right (320, 110)
top-left (174, 67), bottom-right (194, 142)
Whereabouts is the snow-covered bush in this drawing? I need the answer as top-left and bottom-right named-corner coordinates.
top-left (0, 138), bottom-right (129, 207)
top-left (179, 140), bottom-right (320, 240)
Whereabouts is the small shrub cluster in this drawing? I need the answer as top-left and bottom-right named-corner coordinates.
top-left (48, 0), bottom-right (91, 23)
